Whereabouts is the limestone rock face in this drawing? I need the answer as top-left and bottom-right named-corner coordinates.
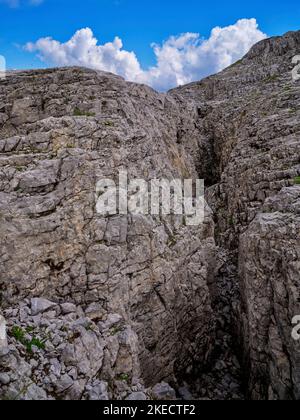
top-left (0, 67), bottom-right (216, 399)
top-left (174, 30), bottom-right (300, 399)
top-left (239, 189), bottom-right (300, 400)
top-left (0, 315), bottom-right (8, 353)
top-left (1, 29), bottom-right (300, 400)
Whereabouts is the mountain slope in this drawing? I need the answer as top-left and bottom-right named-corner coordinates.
top-left (0, 30), bottom-right (300, 400)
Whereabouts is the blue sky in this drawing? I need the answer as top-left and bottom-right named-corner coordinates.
top-left (0, 0), bottom-right (299, 89)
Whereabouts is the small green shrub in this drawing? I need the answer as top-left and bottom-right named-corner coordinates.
top-left (265, 75), bottom-right (279, 83)
top-left (289, 108), bottom-right (297, 114)
top-left (15, 166), bottom-right (25, 172)
top-left (73, 108), bottom-right (95, 117)
top-left (25, 326), bottom-right (35, 333)
top-left (294, 176), bottom-right (300, 185)
top-left (110, 326), bottom-right (123, 336)
top-left (104, 120), bottom-right (114, 127)
top-left (118, 373), bottom-right (130, 382)
top-left (229, 216), bottom-right (234, 226)
top-left (168, 236), bottom-right (177, 247)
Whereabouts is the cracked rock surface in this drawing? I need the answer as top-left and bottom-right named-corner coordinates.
top-left (1, 29), bottom-right (300, 400)
top-left (0, 65), bottom-right (216, 400)
top-left (175, 29), bottom-right (300, 400)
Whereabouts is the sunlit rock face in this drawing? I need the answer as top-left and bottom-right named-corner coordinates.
top-left (175, 30), bottom-right (300, 399)
top-left (0, 30), bottom-right (300, 400)
top-left (0, 67), bottom-right (216, 399)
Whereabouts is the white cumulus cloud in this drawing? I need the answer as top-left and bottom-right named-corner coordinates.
top-left (25, 18), bottom-right (267, 91)
top-left (1, 0), bottom-right (43, 7)
top-left (25, 28), bottom-right (142, 81)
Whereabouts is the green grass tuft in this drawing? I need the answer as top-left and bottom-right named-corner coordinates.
top-left (11, 326), bottom-right (46, 353)
top-left (11, 326), bottom-right (25, 342)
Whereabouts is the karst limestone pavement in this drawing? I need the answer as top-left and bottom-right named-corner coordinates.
top-left (0, 30), bottom-right (300, 400)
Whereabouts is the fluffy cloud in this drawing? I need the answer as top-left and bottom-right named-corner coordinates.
top-left (25, 18), bottom-right (267, 91)
top-left (1, 0), bottom-right (43, 7)
top-left (26, 28), bottom-right (142, 81)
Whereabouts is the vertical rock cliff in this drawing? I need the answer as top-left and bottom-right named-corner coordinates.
top-left (0, 30), bottom-right (300, 400)
top-left (172, 30), bottom-right (300, 399)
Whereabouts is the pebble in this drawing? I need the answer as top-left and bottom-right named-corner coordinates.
top-left (126, 392), bottom-right (147, 400)
top-left (61, 303), bottom-right (77, 315)
top-left (0, 373), bottom-right (10, 385)
top-left (31, 298), bottom-right (57, 316)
